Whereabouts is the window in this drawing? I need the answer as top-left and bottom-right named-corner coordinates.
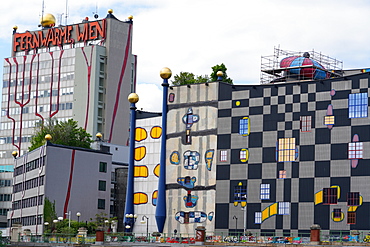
top-left (276, 138), bottom-right (297, 162)
top-left (348, 142), bottom-right (363, 159)
top-left (347, 212), bottom-right (356, 224)
top-left (278, 202), bottom-right (290, 215)
top-left (324, 115), bottom-right (334, 126)
top-left (300, 116), bottom-right (312, 132)
top-left (98, 180), bottom-right (106, 191)
top-left (279, 170), bottom-right (286, 179)
top-left (333, 208), bottom-right (342, 219)
top-left (220, 150), bottom-right (227, 162)
top-left (99, 162), bottom-right (107, 173)
top-left (260, 184), bottom-right (270, 200)
top-left (347, 192), bottom-right (360, 206)
top-left (323, 188), bottom-right (338, 204)
top-left (234, 183), bottom-right (247, 205)
top-left (97, 199), bottom-right (105, 209)
top-left (255, 212), bottom-right (262, 224)
top-left (239, 149), bottom-right (248, 162)
top-left (349, 93), bottom-right (368, 118)
top-left (239, 117), bottom-right (250, 136)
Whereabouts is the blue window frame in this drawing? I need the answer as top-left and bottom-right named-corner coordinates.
top-left (239, 117), bottom-right (250, 136)
top-left (260, 184), bottom-right (270, 200)
top-left (349, 93), bottom-right (368, 118)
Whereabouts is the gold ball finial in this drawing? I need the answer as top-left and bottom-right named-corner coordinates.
top-left (45, 134), bottom-right (52, 141)
top-left (96, 133), bottom-right (103, 139)
top-left (160, 67), bottom-right (172, 79)
top-left (108, 9), bottom-right (113, 14)
top-left (128, 93), bottom-right (139, 103)
top-left (12, 151), bottom-right (18, 158)
top-left (128, 15), bottom-right (133, 20)
top-left (40, 13), bottom-right (56, 27)
top-left (216, 71), bottom-right (224, 77)
top-left (13, 26), bottom-right (18, 30)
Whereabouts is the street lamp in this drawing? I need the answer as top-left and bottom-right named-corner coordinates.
top-left (140, 215), bottom-right (149, 242)
top-left (57, 217), bottom-right (63, 221)
top-left (125, 214), bottom-right (137, 231)
top-left (65, 211), bottom-right (71, 228)
top-left (233, 215), bottom-right (238, 235)
top-left (44, 222), bottom-right (49, 233)
top-left (76, 212), bottom-right (81, 224)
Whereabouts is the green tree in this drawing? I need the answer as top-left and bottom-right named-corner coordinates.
top-left (171, 72), bottom-right (210, 86)
top-left (43, 198), bottom-right (57, 233)
top-left (29, 118), bottom-right (93, 151)
top-left (210, 63), bottom-right (233, 84)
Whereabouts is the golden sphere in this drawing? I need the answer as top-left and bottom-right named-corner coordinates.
top-left (96, 133), bottom-right (103, 139)
top-left (45, 134), bottom-right (52, 141)
top-left (128, 15), bottom-right (133, 20)
top-left (108, 9), bottom-right (113, 14)
top-left (13, 26), bottom-right (18, 30)
top-left (216, 71), bottom-right (223, 77)
top-left (12, 151), bottom-right (18, 158)
top-left (160, 67), bottom-right (172, 79)
top-left (40, 13), bottom-right (56, 27)
top-left (128, 93), bottom-right (139, 103)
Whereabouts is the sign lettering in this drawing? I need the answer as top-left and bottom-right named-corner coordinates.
top-left (13, 20), bottom-right (106, 52)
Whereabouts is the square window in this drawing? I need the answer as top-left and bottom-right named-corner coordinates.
top-left (97, 199), bottom-right (105, 209)
top-left (260, 184), bottom-right (270, 200)
top-left (239, 117), bottom-right (250, 136)
top-left (278, 202), bottom-right (290, 215)
top-left (279, 170), bottom-right (286, 179)
top-left (348, 143), bottom-right (363, 159)
top-left (255, 212), bottom-right (262, 224)
top-left (323, 188), bottom-right (338, 205)
top-left (99, 162), bottom-right (107, 173)
top-left (220, 150), bottom-right (227, 162)
top-left (347, 192), bottom-right (360, 206)
top-left (333, 208), bottom-right (341, 218)
top-left (347, 212), bottom-right (356, 224)
top-left (98, 180), bottom-right (106, 191)
top-left (276, 138), bottom-right (297, 162)
top-left (324, 115), bottom-right (334, 125)
top-left (300, 116), bottom-right (312, 132)
top-left (349, 93), bottom-right (368, 118)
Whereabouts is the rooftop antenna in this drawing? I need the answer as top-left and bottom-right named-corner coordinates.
top-left (65, 0), bottom-right (68, 25)
top-left (40, 0), bottom-right (45, 28)
top-left (93, 1), bottom-right (99, 19)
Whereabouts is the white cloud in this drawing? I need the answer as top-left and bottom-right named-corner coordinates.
top-left (136, 83), bottom-right (162, 112)
top-left (2, 0), bottom-right (370, 111)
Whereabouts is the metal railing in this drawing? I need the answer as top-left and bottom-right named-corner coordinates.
top-left (13, 230), bottom-right (370, 244)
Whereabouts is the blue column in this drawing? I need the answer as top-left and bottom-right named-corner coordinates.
top-left (124, 101), bottom-right (136, 231)
top-left (155, 78), bottom-right (169, 233)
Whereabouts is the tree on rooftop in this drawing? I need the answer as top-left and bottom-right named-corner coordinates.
top-left (28, 118), bottom-right (93, 151)
top-left (171, 63), bottom-right (233, 85)
top-left (210, 63), bottom-right (233, 84)
top-left (171, 72), bottom-right (210, 86)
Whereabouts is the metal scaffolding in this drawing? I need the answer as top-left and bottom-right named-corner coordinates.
top-left (260, 47), bottom-right (343, 84)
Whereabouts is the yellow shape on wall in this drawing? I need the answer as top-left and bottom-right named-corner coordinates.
top-left (134, 166), bottom-right (148, 177)
top-left (135, 146), bottom-right (146, 161)
top-left (154, 164), bottom-right (160, 177)
top-left (135, 127), bottom-right (147, 142)
top-left (314, 191), bottom-right (323, 205)
top-left (134, 192), bottom-right (148, 204)
top-left (150, 126), bottom-right (162, 139)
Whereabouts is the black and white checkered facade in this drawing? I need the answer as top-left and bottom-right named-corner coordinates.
top-left (214, 73), bottom-right (370, 236)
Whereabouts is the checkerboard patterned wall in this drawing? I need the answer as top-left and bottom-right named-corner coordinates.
top-left (215, 74), bottom-right (370, 236)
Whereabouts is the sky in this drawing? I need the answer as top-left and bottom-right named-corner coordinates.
top-left (2, 0), bottom-right (370, 112)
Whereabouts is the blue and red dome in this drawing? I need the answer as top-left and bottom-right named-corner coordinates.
top-left (280, 53), bottom-right (328, 80)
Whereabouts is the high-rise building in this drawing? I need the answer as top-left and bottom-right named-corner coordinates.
top-left (0, 10), bottom-right (135, 227)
